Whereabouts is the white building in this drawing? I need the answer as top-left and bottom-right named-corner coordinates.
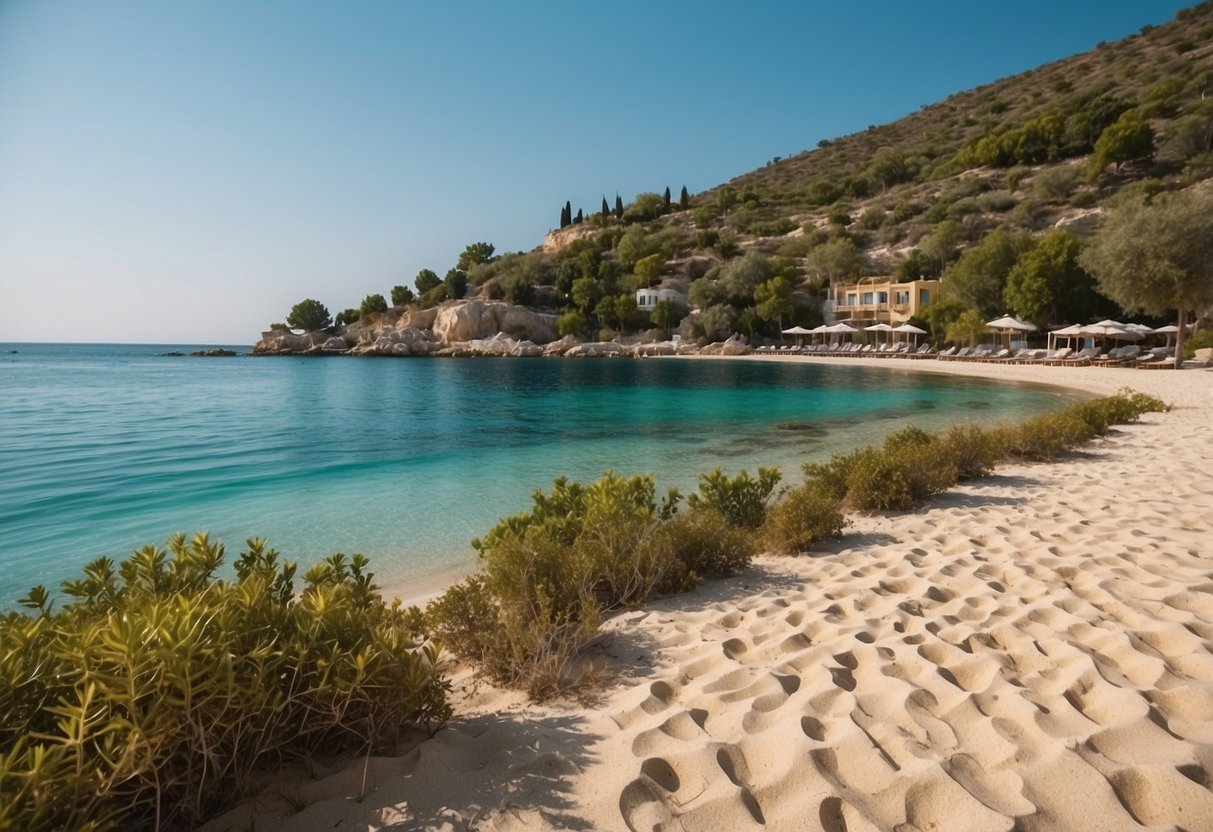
top-left (635, 287), bottom-right (687, 311)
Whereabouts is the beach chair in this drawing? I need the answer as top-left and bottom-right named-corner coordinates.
top-left (1042, 347), bottom-right (1072, 365)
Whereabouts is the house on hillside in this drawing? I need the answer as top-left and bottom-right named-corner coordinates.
top-left (636, 287), bottom-right (688, 312)
top-left (830, 277), bottom-right (939, 325)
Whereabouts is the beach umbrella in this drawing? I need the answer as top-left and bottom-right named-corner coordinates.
top-left (892, 323), bottom-right (927, 346)
top-left (1048, 323), bottom-right (1086, 350)
top-left (825, 322), bottom-right (857, 345)
top-left (864, 322), bottom-right (893, 345)
top-left (781, 324), bottom-right (813, 346)
top-left (986, 314), bottom-right (1036, 348)
top-left (1152, 324), bottom-right (1179, 349)
top-left (1081, 320), bottom-right (1143, 342)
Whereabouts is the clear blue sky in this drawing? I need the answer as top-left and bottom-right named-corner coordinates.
top-left (0, 0), bottom-right (1192, 344)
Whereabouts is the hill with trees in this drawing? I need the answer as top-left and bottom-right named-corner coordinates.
top-left (278, 2), bottom-right (1213, 352)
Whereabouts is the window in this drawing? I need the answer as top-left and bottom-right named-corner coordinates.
top-left (860, 292), bottom-right (874, 305)
top-left (877, 291), bottom-right (888, 304)
top-left (895, 291), bottom-right (910, 305)
top-left (846, 293), bottom-right (858, 305)
top-left (919, 289), bottom-right (931, 305)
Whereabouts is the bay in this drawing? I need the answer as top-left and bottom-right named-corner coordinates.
top-left (0, 343), bottom-right (1076, 603)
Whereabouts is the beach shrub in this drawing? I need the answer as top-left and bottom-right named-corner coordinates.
top-left (658, 508), bottom-right (754, 579)
top-left (0, 535), bottom-right (449, 832)
top-left (760, 484), bottom-right (847, 555)
top-left (687, 467), bottom-right (782, 528)
top-left (845, 430), bottom-right (959, 512)
top-left (939, 423), bottom-right (1002, 479)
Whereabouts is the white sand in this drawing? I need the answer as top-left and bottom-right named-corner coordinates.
top-left (204, 360), bottom-right (1213, 832)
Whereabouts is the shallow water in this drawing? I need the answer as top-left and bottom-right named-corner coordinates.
top-left (0, 344), bottom-right (1077, 602)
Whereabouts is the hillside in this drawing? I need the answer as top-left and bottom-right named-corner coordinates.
top-left (281, 1), bottom-right (1213, 348)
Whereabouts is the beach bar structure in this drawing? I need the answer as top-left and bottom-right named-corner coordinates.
top-left (830, 277), bottom-right (940, 325)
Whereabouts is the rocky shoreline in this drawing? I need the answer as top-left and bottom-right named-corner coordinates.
top-left (251, 299), bottom-right (754, 359)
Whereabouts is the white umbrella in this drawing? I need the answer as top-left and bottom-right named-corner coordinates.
top-left (986, 315), bottom-right (1037, 332)
top-left (1081, 320), bottom-right (1143, 341)
top-left (1048, 323), bottom-right (1085, 351)
top-left (987, 314), bottom-right (1036, 348)
top-left (825, 322), bottom-right (857, 345)
top-left (865, 322), bottom-right (893, 345)
top-left (892, 323), bottom-right (927, 346)
top-left (781, 324), bottom-right (813, 346)
top-left (1152, 324), bottom-right (1179, 349)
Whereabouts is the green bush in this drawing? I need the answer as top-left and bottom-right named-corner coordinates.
top-left (0, 535), bottom-right (449, 832)
top-left (939, 423), bottom-right (1002, 480)
top-left (658, 508), bottom-right (754, 580)
top-left (760, 484), bottom-right (847, 555)
top-left (1184, 328), bottom-right (1213, 359)
top-left (687, 467), bottom-right (781, 528)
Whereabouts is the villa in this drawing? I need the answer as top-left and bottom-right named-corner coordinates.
top-left (635, 286), bottom-right (688, 311)
top-left (829, 277), bottom-right (940, 325)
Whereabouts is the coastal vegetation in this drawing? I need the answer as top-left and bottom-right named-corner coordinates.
top-left (0, 391), bottom-right (1168, 828)
top-left (427, 389), bottom-right (1167, 699)
top-left (0, 536), bottom-right (448, 832)
top-left (275, 3), bottom-right (1213, 351)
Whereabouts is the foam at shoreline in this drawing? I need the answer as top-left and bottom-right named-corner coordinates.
top-left (203, 359), bottom-right (1213, 832)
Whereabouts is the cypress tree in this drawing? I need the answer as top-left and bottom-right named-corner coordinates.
top-left (615, 194), bottom-right (624, 219)
top-left (574, 208), bottom-right (583, 224)
top-left (601, 196), bottom-right (610, 219)
top-left (662, 186), bottom-right (671, 211)
top-left (680, 185), bottom-right (689, 209)
top-left (560, 200), bottom-right (572, 228)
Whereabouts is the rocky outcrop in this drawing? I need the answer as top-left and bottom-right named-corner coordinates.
top-left (432, 300), bottom-right (556, 344)
top-left (252, 300), bottom-right (708, 359)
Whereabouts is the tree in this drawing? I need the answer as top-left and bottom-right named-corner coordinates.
top-left (946, 308), bottom-right (988, 346)
top-left (1003, 229), bottom-right (1112, 326)
top-left (615, 293), bottom-right (639, 333)
top-left (571, 276), bottom-right (602, 316)
top-left (415, 268), bottom-right (442, 295)
top-left (805, 236), bottom-right (861, 285)
top-left (457, 242), bottom-right (496, 272)
top-left (335, 308), bottom-right (360, 327)
top-left (918, 220), bottom-right (965, 276)
top-left (651, 299), bottom-right (680, 336)
top-left (444, 268), bottom-right (468, 300)
top-left (286, 299), bottom-right (331, 332)
top-left (601, 196), bottom-right (610, 219)
top-left (1079, 188), bottom-right (1213, 366)
top-left (360, 293), bottom-right (388, 319)
top-left (629, 193), bottom-right (664, 222)
top-left (662, 186), bottom-right (671, 212)
top-left (594, 295), bottom-right (618, 330)
top-left (574, 208), bottom-right (583, 224)
top-left (560, 201), bottom-right (571, 228)
top-left (614, 194), bottom-right (623, 219)
top-left (940, 227), bottom-right (1031, 317)
top-left (715, 185), bottom-right (738, 217)
top-left (391, 285), bottom-right (415, 307)
top-left (719, 251), bottom-right (773, 304)
top-left (1090, 109), bottom-right (1154, 176)
top-left (634, 253), bottom-right (666, 286)
top-left (754, 276), bottom-right (793, 330)
top-left (679, 185), bottom-right (689, 210)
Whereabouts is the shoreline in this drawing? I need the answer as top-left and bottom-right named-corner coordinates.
top-left (207, 359), bottom-right (1213, 832)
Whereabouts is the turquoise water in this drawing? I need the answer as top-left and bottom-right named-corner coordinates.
top-left (0, 344), bottom-right (1077, 603)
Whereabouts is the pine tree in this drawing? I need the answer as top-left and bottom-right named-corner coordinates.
top-left (614, 194), bottom-right (624, 219)
top-left (680, 185), bottom-right (689, 209)
top-left (662, 186), bottom-right (671, 211)
top-left (601, 196), bottom-right (610, 219)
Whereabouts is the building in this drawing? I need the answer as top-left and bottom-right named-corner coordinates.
top-left (830, 277), bottom-right (940, 325)
top-left (635, 287), bottom-right (688, 311)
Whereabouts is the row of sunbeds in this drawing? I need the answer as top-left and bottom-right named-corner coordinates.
top-left (756, 342), bottom-right (1178, 368)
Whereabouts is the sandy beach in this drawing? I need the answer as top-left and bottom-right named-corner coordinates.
top-left (206, 358), bottom-right (1213, 832)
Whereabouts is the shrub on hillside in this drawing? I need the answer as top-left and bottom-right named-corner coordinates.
top-left (0, 535), bottom-right (449, 832)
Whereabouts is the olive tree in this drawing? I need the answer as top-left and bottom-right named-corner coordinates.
top-left (1079, 188), bottom-right (1213, 366)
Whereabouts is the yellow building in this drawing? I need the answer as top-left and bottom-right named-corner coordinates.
top-left (831, 277), bottom-right (940, 324)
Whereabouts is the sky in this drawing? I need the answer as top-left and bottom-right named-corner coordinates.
top-left (0, 0), bottom-right (1194, 344)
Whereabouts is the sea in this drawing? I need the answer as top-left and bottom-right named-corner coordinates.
top-left (0, 343), bottom-right (1079, 604)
